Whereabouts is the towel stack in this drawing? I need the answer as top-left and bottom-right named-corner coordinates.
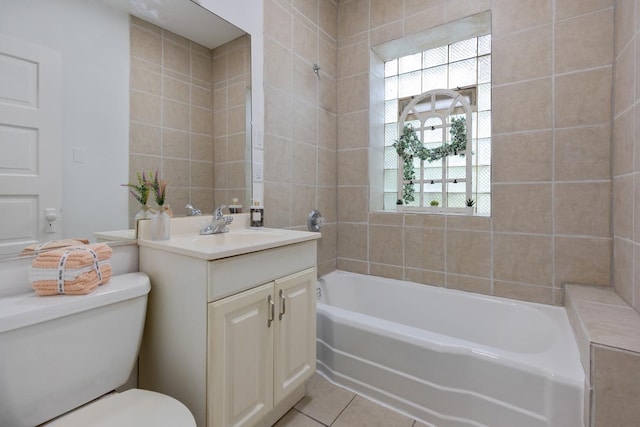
top-left (29, 243), bottom-right (113, 296)
top-left (20, 238), bottom-right (90, 256)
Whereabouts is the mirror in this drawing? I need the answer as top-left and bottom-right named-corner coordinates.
top-left (0, 0), bottom-right (252, 256)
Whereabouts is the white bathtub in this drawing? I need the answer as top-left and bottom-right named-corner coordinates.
top-left (316, 271), bottom-right (584, 427)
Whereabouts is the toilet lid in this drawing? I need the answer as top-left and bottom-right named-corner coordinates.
top-left (45, 389), bottom-right (196, 427)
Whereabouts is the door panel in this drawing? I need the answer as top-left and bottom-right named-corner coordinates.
top-left (0, 34), bottom-right (61, 255)
top-left (274, 268), bottom-right (317, 405)
top-left (209, 283), bottom-right (274, 427)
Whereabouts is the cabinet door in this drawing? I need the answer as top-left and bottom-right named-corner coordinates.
top-left (208, 283), bottom-right (275, 427)
top-left (273, 268), bottom-right (317, 405)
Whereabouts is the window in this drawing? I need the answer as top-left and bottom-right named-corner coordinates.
top-left (383, 34), bottom-right (491, 214)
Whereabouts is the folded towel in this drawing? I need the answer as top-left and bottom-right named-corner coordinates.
top-left (31, 243), bottom-right (112, 270)
top-left (30, 263), bottom-right (113, 296)
top-left (20, 238), bottom-right (90, 256)
top-left (29, 244), bottom-right (113, 296)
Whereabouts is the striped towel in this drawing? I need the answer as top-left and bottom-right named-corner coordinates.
top-left (29, 243), bottom-right (113, 296)
top-left (20, 238), bottom-right (90, 256)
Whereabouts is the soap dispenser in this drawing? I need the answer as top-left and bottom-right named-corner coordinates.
top-left (250, 201), bottom-right (264, 228)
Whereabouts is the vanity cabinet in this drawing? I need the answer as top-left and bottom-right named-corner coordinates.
top-left (209, 268), bottom-right (316, 427)
top-left (139, 239), bottom-right (318, 427)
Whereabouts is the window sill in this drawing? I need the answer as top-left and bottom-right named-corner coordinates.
top-left (395, 206), bottom-right (475, 215)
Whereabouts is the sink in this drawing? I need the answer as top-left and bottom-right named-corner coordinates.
top-left (137, 218), bottom-right (320, 260)
top-left (184, 230), bottom-right (283, 247)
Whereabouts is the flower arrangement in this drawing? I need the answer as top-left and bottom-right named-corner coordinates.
top-left (123, 170), bottom-right (171, 213)
top-left (122, 172), bottom-right (151, 206)
top-left (123, 171), bottom-right (171, 238)
top-left (123, 171), bottom-right (168, 207)
top-left (149, 171), bottom-right (167, 207)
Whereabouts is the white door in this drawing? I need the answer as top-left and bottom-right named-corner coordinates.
top-left (0, 34), bottom-right (61, 255)
top-left (209, 283), bottom-right (275, 427)
top-left (274, 268), bottom-right (317, 405)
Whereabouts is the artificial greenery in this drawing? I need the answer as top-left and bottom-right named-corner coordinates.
top-left (393, 117), bottom-right (467, 204)
top-left (430, 200), bottom-right (439, 207)
top-left (393, 124), bottom-right (424, 202)
top-left (150, 171), bottom-right (167, 207)
top-left (123, 170), bottom-right (169, 219)
top-left (122, 172), bottom-right (151, 206)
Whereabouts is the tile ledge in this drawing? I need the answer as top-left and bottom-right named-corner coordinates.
top-left (564, 283), bottom-right (630, 307)
top-left (564, 283), bottom-right (640, 354)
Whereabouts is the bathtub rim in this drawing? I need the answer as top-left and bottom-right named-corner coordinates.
top-left (317, 300), bottom-right (584, 389)
top-left (316, 270), bottom-right (585, 387)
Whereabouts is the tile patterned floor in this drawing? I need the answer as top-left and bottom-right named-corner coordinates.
top-left (273, 374), bottom-right (429, 427)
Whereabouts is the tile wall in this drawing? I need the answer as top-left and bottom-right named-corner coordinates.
top-left (129, 16), bottom-right (216, 221)
top-left (263, 0), bottom-right (339, 276)
top-left (333, 0), bottom-right (614, 305)
top-left (259, 1), bottom-right (639, 424)
top-left (612, 0), bottom-right (640, 314)
top-left (212, 34), bottom-right (252, 211)
top-left (565, 284), bottom-right (640, 425)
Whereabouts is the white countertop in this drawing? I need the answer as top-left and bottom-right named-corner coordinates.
top-left (94, 229), bottom-right (136, 242)
top-left (137, 215), bottom-right (320, 261)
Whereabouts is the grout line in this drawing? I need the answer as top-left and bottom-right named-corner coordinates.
top-left (293, 408), bottom-right (331, 427)
top-left (551, 0), bottom-right (557, 302)
top-left (328, 394), bottom-right (357, 426)
top-left (631, 2), bottom-right (638, 309)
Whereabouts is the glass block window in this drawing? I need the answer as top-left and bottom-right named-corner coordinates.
top-left (383, 34), bottom-right (491, 214)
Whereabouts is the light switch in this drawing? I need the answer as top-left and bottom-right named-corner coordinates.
top-left (254, 129), bottom-right (263, 149)
top-left (253, 164), bottom-right (263, 183)
top-left (73, 147), bottom-right (85, 163)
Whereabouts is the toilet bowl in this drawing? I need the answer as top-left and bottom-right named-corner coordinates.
top-left (0, 272), bottom-right (195, 427)
top-left (45, 389), bottom-right (195, 427)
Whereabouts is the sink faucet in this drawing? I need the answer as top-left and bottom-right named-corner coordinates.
top-left (200, 205), bottom-right (233, 235)
top-left (185, 204), bottom-right (202, 216)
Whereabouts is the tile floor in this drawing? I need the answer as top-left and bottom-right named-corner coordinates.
top-left (273, 374), bottom-right (428, 427)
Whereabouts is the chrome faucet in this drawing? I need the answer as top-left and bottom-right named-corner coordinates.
top-left (185, 204), bottom-right (202, 216)
top-left (200, 205), bottom-right (233, 235)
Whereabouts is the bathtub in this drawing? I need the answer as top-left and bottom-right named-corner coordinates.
top-left (316, 271), bottom-right (584, 427)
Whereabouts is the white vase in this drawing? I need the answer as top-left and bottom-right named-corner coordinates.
top-left (135, 205), bottom-right (154, 222)
top-left (151, 207), bottom-right (171, 241)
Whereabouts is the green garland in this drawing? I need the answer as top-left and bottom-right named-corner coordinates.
top-left (393, 117), bottom-right (467, 204)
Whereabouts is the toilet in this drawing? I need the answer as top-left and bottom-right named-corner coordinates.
top-left (0, 272), bottom-right (195, 427)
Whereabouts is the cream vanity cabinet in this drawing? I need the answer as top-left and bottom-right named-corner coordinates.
top-left (209, 268), bottom-right (316, 426)
top-left (138, 237), bottom-right (318, 427)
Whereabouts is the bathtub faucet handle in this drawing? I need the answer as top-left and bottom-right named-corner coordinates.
top-left (307, 210), bottom-right (325, 232)
top-left (185, 203), bottom-right (202, 216)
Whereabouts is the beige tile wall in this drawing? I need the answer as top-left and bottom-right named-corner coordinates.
top-left (212, 35), bottom-right (252, 211)
top-left (333, 0), bottom-right (614, 305)
top-left (263, 0), bottom-right (338, 276)
top-left (612, 0), bottom-right (640, 315)
top-left (129, 16), bottom-right (216, 220)
top-left (259, 3), bottom-right (638, 423)
top-left (565, 284), bottom-right (640, 426)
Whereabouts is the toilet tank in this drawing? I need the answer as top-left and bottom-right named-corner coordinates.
top-left (0, 272), bottom-right (151, 427)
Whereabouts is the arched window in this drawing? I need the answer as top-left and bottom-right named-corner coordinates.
top-left (396, 89), bottom-right (473, 212)
top-left (382, 33), bottom-right (492, 214)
